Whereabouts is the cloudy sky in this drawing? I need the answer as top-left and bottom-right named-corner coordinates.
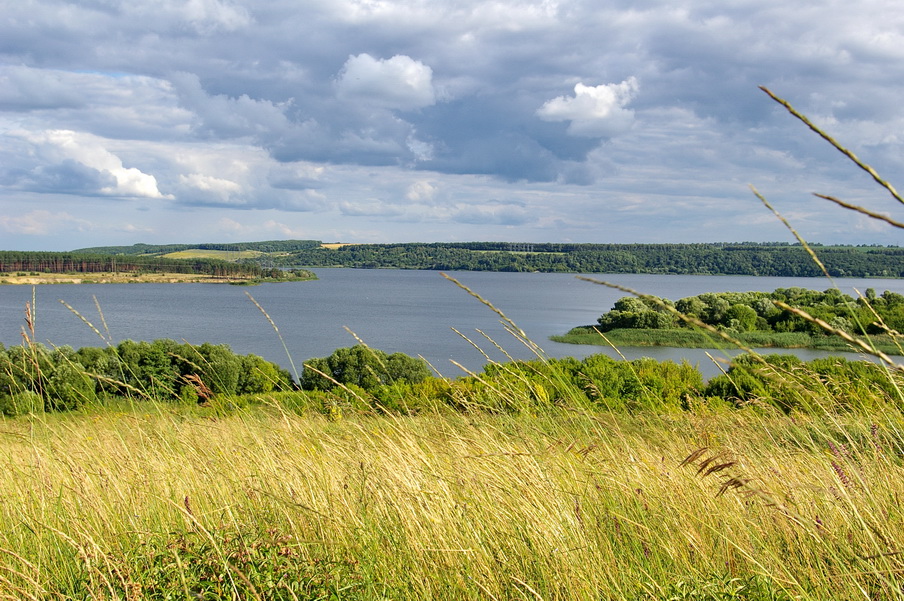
top-left (2, 0), bottom-right (903, 250)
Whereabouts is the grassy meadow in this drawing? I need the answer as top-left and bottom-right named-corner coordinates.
top-left (1, 387), bottom-right (903, 600)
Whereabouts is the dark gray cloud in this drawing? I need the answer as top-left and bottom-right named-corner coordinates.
top-left (17, 159), bottom-right (117, 195)
top-left (1, 0), bottom-right (903, 248)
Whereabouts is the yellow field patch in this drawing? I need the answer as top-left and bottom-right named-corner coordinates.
top-left (161, 249), bottom-right (263, 260)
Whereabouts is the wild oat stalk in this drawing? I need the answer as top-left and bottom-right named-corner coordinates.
top-left (774, 301), bottom-right (903, 371)
top-left (814, 193), bottom-right (904, 229)
top-left (245, 291), bottom-right (299, 383)
top-left (760, 86), bottom-right (903, 206)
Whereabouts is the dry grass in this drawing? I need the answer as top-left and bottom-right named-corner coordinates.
top-left (0, 401), bottom-right (902, 599)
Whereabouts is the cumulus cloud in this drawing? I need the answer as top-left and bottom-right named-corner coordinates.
top-left (12, 130), bottom-right (170, 199)
top-left (537, 78), bottom-right (639, 137)
top-left (336, 54), bottom-right (436, 110)
top-left (2, 0), bottom-right (904, 246)
top-left (179, 173), bottom-right (243, 201)
top-left (405, 180), bottom-right (437, 203)
top-left (171, 72), bottom-right (291, 140)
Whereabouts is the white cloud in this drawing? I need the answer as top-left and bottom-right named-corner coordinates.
top-left (405, 180), bottom-right (437, 202)
top-left (0, 210), bottom-right (92, 236)
top-left (336, 54), bottom-right (436, 110)
top-left (537, 78), bottom-right (639, 137)
top-left (179, 173), bottom-right (243, 199)
top-left (16, 130), bottom-right (170, 199)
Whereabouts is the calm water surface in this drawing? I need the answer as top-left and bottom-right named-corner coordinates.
top-left (2, 270), bottom-right (902, 379)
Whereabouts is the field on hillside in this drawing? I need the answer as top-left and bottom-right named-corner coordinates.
top-left (161, 249), bottom-right (266, 260)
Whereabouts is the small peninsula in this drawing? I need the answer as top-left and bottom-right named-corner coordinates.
top-left (553, 287), bottom-right (904, 355)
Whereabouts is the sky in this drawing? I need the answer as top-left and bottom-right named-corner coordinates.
top-left (2, 0), bottom-right (903, 251)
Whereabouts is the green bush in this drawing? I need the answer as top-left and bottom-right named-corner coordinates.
top-left (45, 362), bottom-right (97, 411)
top-left (300, 345), bottom-right (431, 392)
top-left (0, 339), bottom-right (292, 413)
top-left (0, 390), bottom-right (43, 416)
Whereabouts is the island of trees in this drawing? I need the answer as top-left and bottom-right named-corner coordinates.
top-left (555, 286), bottom-right (904, 353)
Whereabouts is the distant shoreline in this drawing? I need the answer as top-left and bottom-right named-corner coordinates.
top-left (0, 272), bottom-right (267, 285)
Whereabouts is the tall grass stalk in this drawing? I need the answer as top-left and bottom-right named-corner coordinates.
top-left (246, 291), bottom-right (300, 383)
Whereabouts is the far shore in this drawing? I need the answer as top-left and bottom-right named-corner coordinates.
top-left (0, 272), bottom-right (257, 285)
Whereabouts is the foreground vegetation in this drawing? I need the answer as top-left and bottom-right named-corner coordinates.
top-left (0, 348), bottom-right (902, 599)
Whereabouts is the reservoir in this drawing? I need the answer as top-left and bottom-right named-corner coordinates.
top-left (2, 269), bottom-right (903, 379)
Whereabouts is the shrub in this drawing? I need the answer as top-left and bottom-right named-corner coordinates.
top-left (0, 390), bottom-right (43, 416)
top-left (300, 345), bottom-right (431, 392)
top-left (46, 362), bottom-right (96, 411)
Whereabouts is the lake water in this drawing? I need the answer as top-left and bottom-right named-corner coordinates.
top-left (2, 269), bottom-right (903, 380)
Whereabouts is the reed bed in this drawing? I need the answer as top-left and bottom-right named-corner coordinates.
top-left (0, 398), bottom-right (902, 599)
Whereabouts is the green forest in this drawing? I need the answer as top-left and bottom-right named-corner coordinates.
top-left (277, 242), bottom-right (904, 277)
top-left (64, 241), bottom-right (904, 278)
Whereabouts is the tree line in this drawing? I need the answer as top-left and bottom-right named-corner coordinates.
top-left (0, 251), bottom-right (279, 279)
top-left (2, 338), bottom-right (898, 417)
top-left (57, 241), bottom-right (904, 277)
top-left (73, 240), bottom-right (322, 255)
top-left (277, 242), bottom-right (904, 277)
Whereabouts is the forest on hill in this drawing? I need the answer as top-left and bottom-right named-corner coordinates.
top-left (73, 239), bottom-right (322, 255)
top-left (61, 241), bottom-right (904, 278)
